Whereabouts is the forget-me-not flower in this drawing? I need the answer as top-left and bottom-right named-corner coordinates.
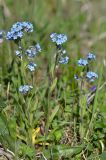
top-left (35, 43), bottom-right (41, 52)
top-left (19, 85), bottom-right (33, 94)
top-left (26, 49), bottom-right (35, 58)
top-left (87, 53), bottom-right (96, 60)
top-left (22, 22), bottom-right (33, 32)
top-left (50, 33), bottom-right (67, 45)
top-left (74, 74), bottom-right (79, 80)
top-left (25, 43), bottom-right (41, 58)
top-left (86, 71), bottom-right (98, 82)
top-left (77, 58), bottom-right (88, 66)
top-left (6, 30), bottom-right (23, 40)
top-left (15, 50), bottom-right (22, 57)
top-left (6, 22), bottom-right (33, 41)
top-left (27, 62), bottom-right (37, 71)
top-left (59, 56), bottom-right (69, 64)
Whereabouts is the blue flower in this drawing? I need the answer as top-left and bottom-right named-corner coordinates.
top-left (35, 43), bottom-right (41, 52)
top-left (27, 62), bottom-right (37, 71)
top-left (87, 53), bottom-right (96, 60)
top-left (50, 33), bottom-right (67, 45)
top-left (0, 31), bottom-right (3, 39)
top-left (25, 49), bottom-right (35, 58)
top-left (77, 58), bottom-right (88, 66)
top-left (86, 71), bottom-right (98, 82)
top-left (59, 56), bottom-right (69, 64)
top-left (22, 22), bottom-right (33, 32)
top-left (6, 22), bottom-right (33, 41)
top-left (6, 29), bottom-right (23, 40)
top-left (15, 50), bottom-right (22, 57)
top-left (74, 74), bottom-right (79, 80)
top-left (19, 85), bottom-right (33, 94)
top-left (12, 22), bottom-right (23, 32)
top-left (25, 43), bottom-right (41, 58)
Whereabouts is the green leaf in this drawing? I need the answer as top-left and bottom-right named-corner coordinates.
top-left (19, 143), bottom-right (35, 158)
top-left (100, 151), bottom-right (106, 160)
top-left (55, 145), bottom-right (83, 158)
top-left (50, 78), bottom-right (57, 93)
top-left (54, 130), bottom-right (63, 141)
top-left (0, 97), bottom-right (7, 111)
top-left (48, 105), bottom-right (59, 125)
top-left (44, 145), bottom-right (84, 159)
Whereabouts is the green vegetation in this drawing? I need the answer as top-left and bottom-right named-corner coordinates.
top-left (0, 0), bottom-right (106, 159)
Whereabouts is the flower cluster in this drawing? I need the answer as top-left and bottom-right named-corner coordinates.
top-left (7, 21), bottom-right (97, 96)
top-left (27, 62), bottom-right (37, 72)
top-left (50, 33), bottom-right (67, 45)
top-left (25, 43), bottom-right (41, 58)
top-left (77, 53), bottom-right (96, 66)
top-left (50, 32), bottom-right (69, 65)
top-left (86, 71), bottom-right (98, 82)
top-left (19, 85), bottom-right (33, 94)
top-left (87, 53), bottom-right (96, 60)
top-left (59, 56), bottom-right (69, 64)
top-left (77, 58), bottom-right (88, 66)
top-left (6, 22), bottom-right (33, 41)
top-left (76, 53), bottom-right (98, 82)
top-left (5, 22), bottom-right (41, 94)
